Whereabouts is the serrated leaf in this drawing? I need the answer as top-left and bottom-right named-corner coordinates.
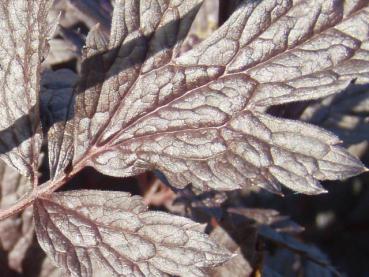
top-left (71, 0), bottom-right (204, 162)
top-left (34, 190), bottom-right (231, 277)
top-left (0, 0), bottom-right (52, 179)
top-left (66, 0), bottom-right (368, 195)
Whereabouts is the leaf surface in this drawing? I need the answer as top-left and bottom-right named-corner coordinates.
top-left (0, 161), bottom-right (34, 272)
top-left (34, 190), bottom-right (231, 277)
top-left (0, 0), bottom-right (52, 178)
top-left (70, 0), bottom-right (368, 194)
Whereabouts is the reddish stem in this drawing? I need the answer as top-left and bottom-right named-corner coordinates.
top-left (0, 145), bottom-right (117, 221)
top-left (0, 189), bottom-right (38, 221)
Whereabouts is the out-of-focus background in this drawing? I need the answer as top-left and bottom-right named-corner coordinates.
top-left (0, 1), bottom-right (368, 276)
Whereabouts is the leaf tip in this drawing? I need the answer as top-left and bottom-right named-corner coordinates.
top-left (308, 185), bottom-right (329, 195)
top-left (230, 252), bottom-right (238, 259)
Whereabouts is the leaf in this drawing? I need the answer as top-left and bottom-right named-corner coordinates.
top-left (0, 160), bottom-right (34, 273)
top-left (66, 0), bottom-right (367, 195)
top-left (0, 0), bottom-right (52, 179)
top-left (34, 190), bottom-right (231, 277)
top-left (71, 0), bottom-right (204, 162)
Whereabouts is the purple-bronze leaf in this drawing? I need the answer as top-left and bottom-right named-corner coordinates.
top-left (34, 190), bottom-right (231, 277)
top-left (69, 0), bottom-right (368, 194)
top-left (0, 0), bottom-right (52, 179)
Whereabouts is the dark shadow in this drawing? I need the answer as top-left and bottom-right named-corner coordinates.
top-left (21, 234), bottom-right (46, 277)
top-left (307, 84), bottom-right (369, 147)
top-left (219, 0), bottom-right (244, 26)
top-left (215, 208), bottom-right (261, 276)
top-left (0, 249), bottom-right (22, 277)
top-left (58, 166), bottom-right (140, 194)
